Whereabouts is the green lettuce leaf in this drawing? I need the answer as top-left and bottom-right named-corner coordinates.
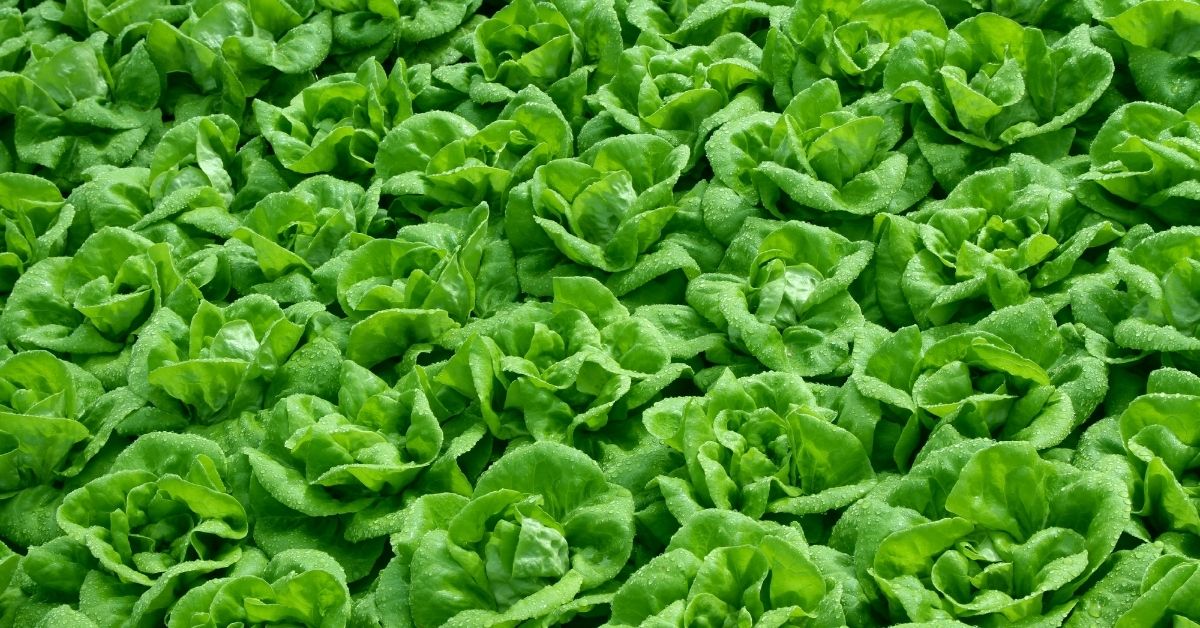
top-left (55, 432), bottom-right (248, 624)
top-left (128, 295), bottom-right (319, 423)
top-left (3, 38), bottom-right (163, 186)
top-left (763, 0), bottom-right (947, 102)
top-left (0, 350), bottom-right (105, 495)
top-left (625, 0), bottom-right (793, 46)
top-left (1072, 227), bottom-right (1200, 371)
top-left (507, 133), bottom-right (689, 287)
top-left (229, 175), bottom-right (384, 304)
top-left (245, 358), bottom-right (487, 542)
top-left (1112, 552), bottom-right (1200, 627)
top-left (1091, 0), bottom-right (1200, 111)
top-left (469, 0), bottom-right (620, 118)
top-left (2, 227), bottom-right (202, 357)
top-left (375, 87), bottom-right (571, 219)
top-left (590, 32), bottom-right (764, 166)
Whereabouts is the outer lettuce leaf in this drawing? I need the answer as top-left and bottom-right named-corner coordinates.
top-left (1112, 552), bottom-right (1200, 626)
top-left (62, 166), bottom-right (155, 237)
top-left (1090, 0), bottom-right (1200, 111)
top-left (927, 0), bottom-right (1092, 25)
top-left (1061, 542), bottom-right (1163, 628)
top-left (244, 470), bottom-right (387, 585)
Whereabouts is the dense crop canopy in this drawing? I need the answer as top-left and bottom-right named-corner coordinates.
top-left (0, 0), bottom-right (1197, 626)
